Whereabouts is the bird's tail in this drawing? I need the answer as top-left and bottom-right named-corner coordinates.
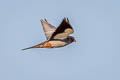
top-left (22, 44), bottom-right (41, 50)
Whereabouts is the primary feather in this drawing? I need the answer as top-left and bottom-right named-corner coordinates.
top-left (40, 19), bottom-right (56, 40)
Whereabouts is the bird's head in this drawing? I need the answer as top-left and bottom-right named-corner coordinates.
top-left (66, 36), bottom-right (76, 43)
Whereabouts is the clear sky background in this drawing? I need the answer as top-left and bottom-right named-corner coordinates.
top-left (0, 0), bottom-right (120, 80)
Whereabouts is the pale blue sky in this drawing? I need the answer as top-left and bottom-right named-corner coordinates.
top-left (0, 0), bottom-right (120, 80)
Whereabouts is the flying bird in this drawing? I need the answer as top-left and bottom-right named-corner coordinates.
top-left (22, 18), bottom-right (76, 50)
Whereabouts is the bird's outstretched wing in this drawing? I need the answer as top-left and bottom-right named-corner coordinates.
top-left (49, 18), bottom-right (74, 40)
top-left (40, 19), bottom-right (56, 40)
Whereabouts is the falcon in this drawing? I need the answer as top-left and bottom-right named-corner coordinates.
top-left (22, 18), bottom-right (76, 50)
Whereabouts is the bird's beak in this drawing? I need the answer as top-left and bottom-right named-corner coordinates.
top-left (73, 39), bottom-right (76, 42)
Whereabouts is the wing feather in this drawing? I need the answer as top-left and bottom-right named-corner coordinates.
top-left (40, 19), bottom-right (56, 40)
top-left (49, 18), bottom-right (74, 40)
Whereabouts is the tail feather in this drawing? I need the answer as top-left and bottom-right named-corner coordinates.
top-left (22, 47), bottom-right (35, 50)
top-left (22, 44), bottom-right (41, 50)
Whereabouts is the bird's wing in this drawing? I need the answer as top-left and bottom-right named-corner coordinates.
top-left (49, 18), bottom-right (74, 40)
top-left (40, 19), bottom-right (56, 40)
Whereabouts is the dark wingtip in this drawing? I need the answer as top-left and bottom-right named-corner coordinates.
top-left (63, 17), bottom-right (66, 20)
top-left (40, 19), bottom-right (43, 22)
top-left (44, 18), bottom-right (47, 22)
top-left (62, 17), bottom-right (69, 23)
top-left (67, 17), bottom-right (69, 22)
